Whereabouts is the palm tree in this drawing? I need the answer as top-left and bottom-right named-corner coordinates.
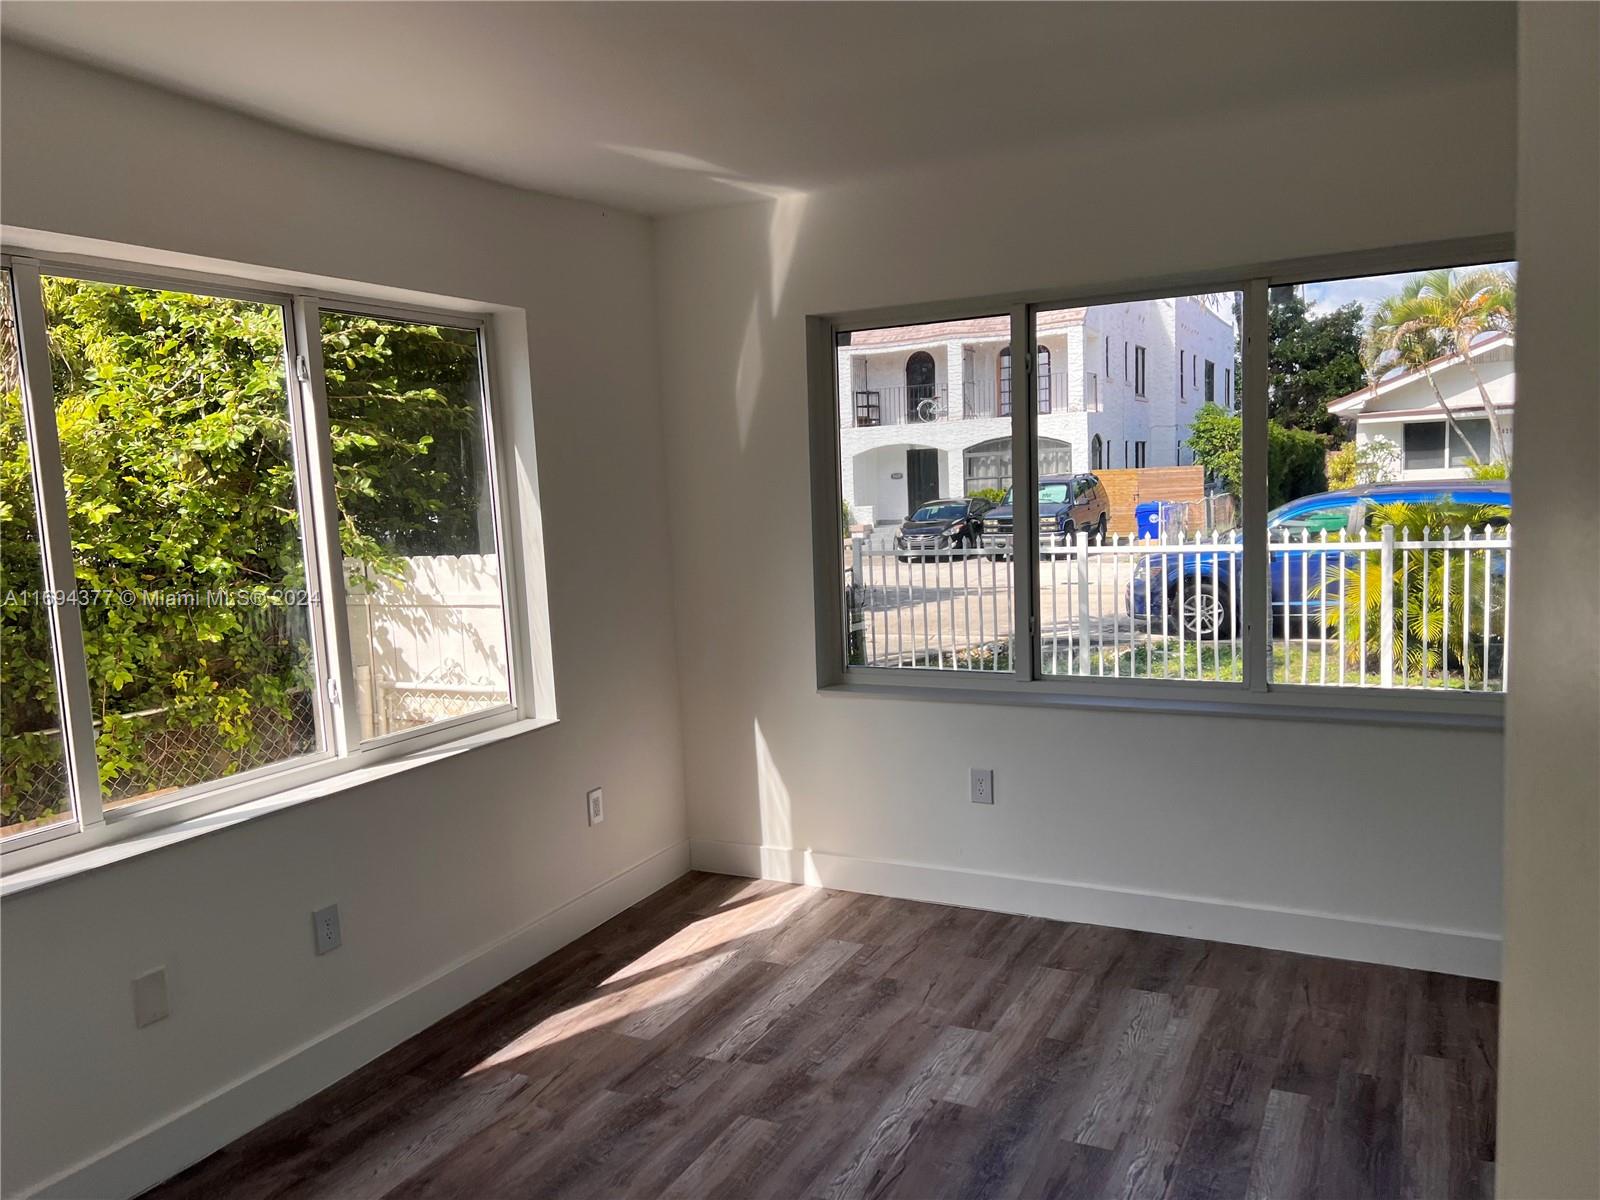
top-left (1319, 499), bottom-right (1510, 686)
top-left (1365, 293), bottom-right (1479, 463)
top-left (1366, 269), bottom-right (1515, 463)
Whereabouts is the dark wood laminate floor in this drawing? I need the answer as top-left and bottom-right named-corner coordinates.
top-left (149, 873), bottom-right (1497, 1200)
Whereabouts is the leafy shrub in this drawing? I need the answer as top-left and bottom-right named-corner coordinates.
top-left (1186, 403), bottom-right (1329, 506)
top-left (1326, 438), bottom-right (1400, 489)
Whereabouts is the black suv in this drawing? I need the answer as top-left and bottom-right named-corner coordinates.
top-left (984, 473), bottom-right (1111, 549)
top-left (894, 497), bottom-right (993, 559)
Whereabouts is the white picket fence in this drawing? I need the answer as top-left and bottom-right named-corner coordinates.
top-left (845, 526), bottom-right (1512, 690)
top-left (345, 554), bottom-right (510, 737)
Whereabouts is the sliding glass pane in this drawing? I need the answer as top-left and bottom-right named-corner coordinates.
top-left (1267, 264), bottom-right (1515, 690)
top-left (1036, 292), bottom-right (1245, 681)
top-left (320, 312), bottom-right (510, 736)
top-left (40, 276), bottom-right (320, 808)
top-left (838, 316), bottom-right (1015, 671)
top-left (1, 269), bottom-right (75, 837)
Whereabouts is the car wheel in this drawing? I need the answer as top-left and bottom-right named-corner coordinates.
top-left (1173, 579), bottom-right (1234, 639)
top-left (1096, 513), bottom-right (1108, 543)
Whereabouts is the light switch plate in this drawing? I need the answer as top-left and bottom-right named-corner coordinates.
top-left (132, 967), bottom-right (169, 1028)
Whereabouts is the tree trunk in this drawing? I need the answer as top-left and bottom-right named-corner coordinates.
top-left (1460, 351), bottom-right (1510, 463)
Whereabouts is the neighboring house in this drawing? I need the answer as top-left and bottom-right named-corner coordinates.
top-left (1328, 333), bottom-right (1515, 481)
top-left (836, 297), bottom-right (1237, 525)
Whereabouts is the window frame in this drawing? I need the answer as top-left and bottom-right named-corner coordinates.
top-left (807, 234), bottom-right (1511, 728)
top-left (1, 246), bottom-right (544, 866)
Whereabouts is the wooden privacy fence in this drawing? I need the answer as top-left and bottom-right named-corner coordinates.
top-left (1093, 466), bottom-right (1207, 534)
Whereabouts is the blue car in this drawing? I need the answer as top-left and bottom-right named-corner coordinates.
top-left (1129, 481), bottom-right (1512, 637)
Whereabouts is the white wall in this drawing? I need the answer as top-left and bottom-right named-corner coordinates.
top-left (1497, 5), bottom-right (1600, 1197)
top-left (0, 44), bottom-right (688, 1199)
top-left (656, 68), bottom-right (1514, 976)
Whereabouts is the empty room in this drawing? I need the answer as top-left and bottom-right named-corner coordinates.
top-left (0, 3), bottom-right (1595, 1198)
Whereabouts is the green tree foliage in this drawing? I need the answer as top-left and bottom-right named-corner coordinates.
top-left (1, 279), bottom-right (481, 825)
top-left (1186, 402), bottom-right (1329, 508)
top-left (1265, 291), bottom-right (1365, 435)
top-left (1186, 403), bottom-right (1243, 496)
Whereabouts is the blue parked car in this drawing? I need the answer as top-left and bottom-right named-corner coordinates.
top-left (1128, 481), bottom-right (1512, 637)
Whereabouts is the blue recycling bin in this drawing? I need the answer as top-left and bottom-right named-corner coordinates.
top-left (1135, 501), bottom-right (1161, 541)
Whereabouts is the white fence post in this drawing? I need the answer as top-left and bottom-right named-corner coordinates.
top-left (1379, 525), bottom-right (1395, 689)
top-left (1076, 531), bottom-right (1092, 670)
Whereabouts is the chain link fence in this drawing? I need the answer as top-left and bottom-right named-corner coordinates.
top-left (1, 692), bottom-right (317, 833)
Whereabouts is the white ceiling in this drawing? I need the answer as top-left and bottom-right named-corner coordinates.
top-left (1, 1), bottom-right (1515, 215)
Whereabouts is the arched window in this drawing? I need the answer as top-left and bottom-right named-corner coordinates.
top-left (1037, 345), bottom-right (1052, 414)
top-left (1091, 434), bottom-right (1104, 470)
top-left (905, 352), bottom-right (937, 422)
top-left (963, 437), bottom-right (1071, 494)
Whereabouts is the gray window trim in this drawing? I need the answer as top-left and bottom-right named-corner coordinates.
top-left (807, 234), bottom-right (1513, 727)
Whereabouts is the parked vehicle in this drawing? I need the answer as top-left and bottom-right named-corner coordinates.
top-left (895, 497), bottom-right (993, 559)
top-left (1129, 481), bottom-right (1512, 636)
top-left (985, 474), bottom-right (1110, 551)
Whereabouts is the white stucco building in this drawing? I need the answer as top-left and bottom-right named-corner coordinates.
top-left (1328, 333), bottom-right (1515, 480)
top-left (837, 296), bottom-right (1237, 525)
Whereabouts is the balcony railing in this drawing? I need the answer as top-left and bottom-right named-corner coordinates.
top-left (852, 371), bottom-right (1105, 428)
top-left (853, 385), bottom-right (948, 427)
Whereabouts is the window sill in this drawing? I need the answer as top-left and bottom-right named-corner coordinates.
top-left (821, 675), bottom-right (1504, 731)
top-left (0, 715), bottom-right (558, 899)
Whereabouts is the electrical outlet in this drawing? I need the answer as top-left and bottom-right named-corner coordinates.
top-left (586, 787), bottom-right (604, 826)
top-left (312, 904), bottom-right (342, 956)
top-left (970, 768), bottom-right (994, 805)
top-left (132, 967), bottom-right (169, 1028)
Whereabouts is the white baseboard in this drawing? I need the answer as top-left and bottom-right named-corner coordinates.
top-left (29, 840), bottom-right (692, 1200)
top-left (689, 837), bottom-right (1500, 981)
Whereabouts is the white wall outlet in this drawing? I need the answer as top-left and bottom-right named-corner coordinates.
top-left (312, 904), bottom-right (342, 956)
top-left (586, 787), bottom-right (604, 826)
top-left (132, 967), bottom-right (169, 1028)
top-left (970, 767), bottom-right (995, 805)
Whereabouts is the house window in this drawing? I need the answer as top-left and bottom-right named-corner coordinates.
top-left (1403, 421), bottom-right (1448, 469)
top-left (1449, 418), bottom-right (1493, 467)
top-left (1037, 345), bottom-right (1052, 414)
top-left (2, 256), bottom-right (536, 859)
top-left (1180, 350), bottom-right (1186, 398)
top-left (964, 437), bottom-right (1070, 494)
top-left (833, 316), bottom-right (1009, 675)
top-left (963, 438), bottom-right (1012, 494)
top-left (814, 253), bottom-right (1515, 707)
top-left (1134, 346), bottom-right (1147, 397)
top-left (1104, 336), bottom-right (1110, 378)
top-left (1269, 264), bottom-right (1515, 691)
